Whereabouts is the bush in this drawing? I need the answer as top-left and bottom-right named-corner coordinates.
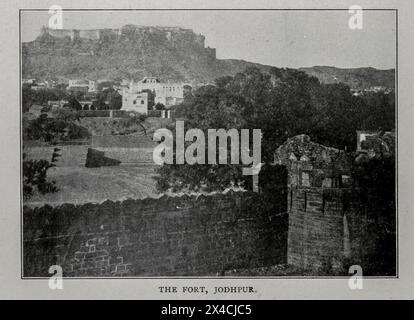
top-left (154, 103), bottom-right (165, 110)
top-left (24, 111), bottom-right (90, 143)
top-left (138, 114), bottom-right (148, 122)
top-left (156, 67), bottom-right (395, 193)
top-left (23, 154), bottom-right (58, 199)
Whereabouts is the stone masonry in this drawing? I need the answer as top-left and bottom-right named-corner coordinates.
top-left (274, 135), bottom-right (384, 272)
top-left (23, 192), bottom-right (287, 277)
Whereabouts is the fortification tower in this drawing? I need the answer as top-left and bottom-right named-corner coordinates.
top-left (274, 135), bottom-right (363, 272)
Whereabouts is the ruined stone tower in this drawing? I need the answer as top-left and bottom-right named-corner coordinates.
top-left (274, 135), bottom-right (364, 272)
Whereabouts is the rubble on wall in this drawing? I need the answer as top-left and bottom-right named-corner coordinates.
top-left (273, 134), bottom-right (350, 167)
top-left (273, 135), bottom-right (353, 189)
top-left (276, 134), bottom-right (395, 275)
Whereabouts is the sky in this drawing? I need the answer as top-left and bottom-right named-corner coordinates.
top-left (21, 10), bottom-right (396, 69)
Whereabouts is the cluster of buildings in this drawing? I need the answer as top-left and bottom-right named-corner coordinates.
top-left (22, 78), bottom-right (58, 91)
top-left (351, 86), bottom-right (393, 96)
top-left (24, 76), bottom-right (190, 116)
top-left (67, 79), bottom-right (97, 94)
top-left (22, 78), bottom-right (100, 93)
top-left (121, 77), bottom-right (191, 114)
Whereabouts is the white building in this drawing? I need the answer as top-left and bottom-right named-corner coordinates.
top-left (68, 79), bottom-right (97, 93)
top-left (22, 78), bottom-right (37, 85)
top-left (88, 80), bottom-right (97, 93)
top-left (129, 77), bottom-right (187, 107)
top-left (121, 90), bottom-right (148, 114)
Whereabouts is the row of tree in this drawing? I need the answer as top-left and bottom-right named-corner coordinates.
top-left (158, 67), bottom-right (395, 192)
top-left (23, 108), bottom-right (90, 144)
top-left (22, 85), bottom-right (123, 112)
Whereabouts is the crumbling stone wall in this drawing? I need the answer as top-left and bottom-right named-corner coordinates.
top-left (286, 187), bottom-right (364, 271)
top-left (23, 192), bottom-right (287, 277)
top-left (275, 135), bottom-right (395, 274)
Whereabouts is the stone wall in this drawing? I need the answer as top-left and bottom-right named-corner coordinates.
top-left (95, 148), bottom-right (154, 164)
top-left (287, 187), bottom-right (363, 271)
top-left (42, 25), bottom-right (216, 59)
top-left (23, 192), bottom-right (288, 277)
top-left (46, 28), bottom-right (75, 40)
top-left (91, 135), bottom-right (157, 148)
top-left (79, 30), bottom-right (101, 41)
top-left (23, 133), bottom-right (394, 276)
top-left (276, 135), bottom-right (396, 274)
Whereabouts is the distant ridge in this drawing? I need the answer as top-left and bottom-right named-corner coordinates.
top-left (22, 25), bottom-right (394, 89)
top-left (299, 66), bottom-right (395, 90)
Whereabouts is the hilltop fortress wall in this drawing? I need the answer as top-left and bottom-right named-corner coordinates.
top-left (42, 26), bottom-right (216, 58)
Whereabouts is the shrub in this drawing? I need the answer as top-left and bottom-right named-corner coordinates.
top-left (23, 154), bottom-right (58, 199)
top-left (24, 111), bottom-right (90, 143)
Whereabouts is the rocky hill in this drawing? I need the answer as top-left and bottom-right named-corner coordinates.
top-left (22, 25), bottom-right (394, 89)
top-left (22, 25), bottom-right (272, 84)
top-left (299, 66), bottom-right (395, 90)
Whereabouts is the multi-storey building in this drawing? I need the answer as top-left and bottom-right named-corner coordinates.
top-left (122, 77), bottom-right (190, 113)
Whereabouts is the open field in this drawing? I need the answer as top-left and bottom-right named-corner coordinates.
top-left (24, 145), bottom-right (89, 167)
top-left (25, 165), bottom-right (160, 207)
top-left (79, 116), bottom-right (173, 136)
top-left (23, 130), bottom-right (163, 207)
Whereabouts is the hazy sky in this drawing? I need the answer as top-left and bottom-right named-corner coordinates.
top-left (21, 10), bottom-right (396, 69)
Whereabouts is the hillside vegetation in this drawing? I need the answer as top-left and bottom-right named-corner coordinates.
top-left (299, 66), bottom-right (395, 89)
top-left (22, 27), bottom-right (270, 84)
top-left (22, 26), bottom-right (394, 89)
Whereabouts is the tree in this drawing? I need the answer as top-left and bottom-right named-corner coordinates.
top-left (67, 96), bottom-right (82, 111)
top-left (93, 88), bottom-right (121, 110)
top-left (92, 98), bottom-right (106, 110)
top-left (154, 102), bottom-right (166, 110)
top-left (22, 86), bottom-right (68, 112)
top-left (23, 154), bottom-right (58, 199)
top-left (24, 109), bottom-right (89, 143)
top-left (142, 89), bottom-right (155, 110)
top-left (107, 89), bottom-right (122, 110)
top-left (155, 67), bottom-right (395, 193)
top-left (22, 85), bottom-right (34, 112)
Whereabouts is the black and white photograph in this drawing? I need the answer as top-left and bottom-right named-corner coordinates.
top-left (19, 7), bottom-right (397, 279)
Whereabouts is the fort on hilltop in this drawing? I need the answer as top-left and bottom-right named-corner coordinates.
top-left (40, 25), bottom-right (216, 58)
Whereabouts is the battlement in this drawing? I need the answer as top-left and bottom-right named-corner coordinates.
top-left (39, 25), bottom-right (215, 58)
top-left (274, 135), bottom-right (353, 189)
top-left (275, 135), bottom-right (382, 272)
top-left (42, 25), bottom-right (206, 46)
top-left (41, 27), bottom-right (120, 41)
